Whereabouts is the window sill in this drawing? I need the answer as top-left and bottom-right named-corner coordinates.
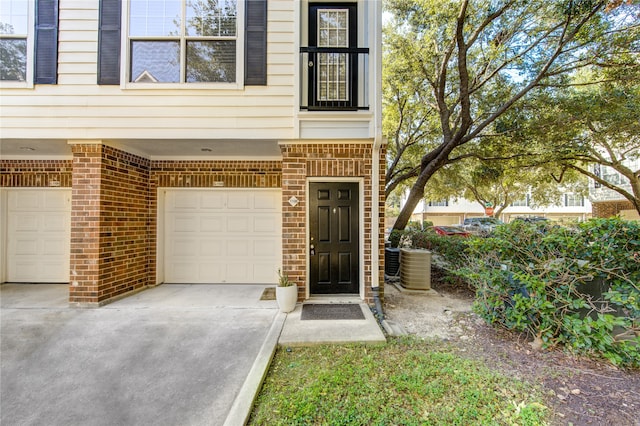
top-left (0, 81), bottom-right (34, 89)
top-left (297, 110), bottom-right (373, 120)
top-left (122, 81), bottom-right (243, 91)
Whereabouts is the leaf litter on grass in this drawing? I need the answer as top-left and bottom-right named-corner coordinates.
top-left (249, 337), bottom-right (548, 425)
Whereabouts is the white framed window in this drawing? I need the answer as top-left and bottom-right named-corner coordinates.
top-left (511, 194), bottom-right (530, 207)
top-left (427, 199), bottom-right (448, 207)
top-left (0, 0), bottom-right (33, 86)
top-left (564, 193), bottom-right (584, 207)
top-left (126, 0), bottom-right (240, 85)
top-left (601, 166), bottom-right (621, 185)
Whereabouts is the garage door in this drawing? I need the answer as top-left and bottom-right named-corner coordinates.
top-left (164, 189), bottom-right (282, 283)
top-left (5, 189), bottom-right (71, 282)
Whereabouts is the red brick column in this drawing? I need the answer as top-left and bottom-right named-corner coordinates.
top-left (69, 143), bottom-right (150, 306)
top-left (377, 144), bottom-right (386, 297)
top-left (280, 146), bottom-right (307, 301)
top-left (69, 143), bottom-right (103, 305)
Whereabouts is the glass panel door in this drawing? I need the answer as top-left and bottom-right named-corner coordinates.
top-left (308, 4), bottom-right (357, 110)
top-left (317, 9), bottom-right (348, 102)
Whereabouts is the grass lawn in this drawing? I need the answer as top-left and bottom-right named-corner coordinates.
top-left (249, 337), bottom-right (548, 425)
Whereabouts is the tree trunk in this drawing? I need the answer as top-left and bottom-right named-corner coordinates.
top-left (392, 141), bottom-right (459, 230)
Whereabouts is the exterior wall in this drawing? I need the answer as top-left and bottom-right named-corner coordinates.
top-left (407, 197), bottom-right (592, 226)
top-left (280, 141), bottom-right (379, 303)
top-left (69, 144), bottom-right (150, 305)
top-left (0, 0), bottom-right (383, 306)
top-left (1, 0), bottom-right (297, 141)
top-left (592, 200), bottom-right (638, 219)
top-left (0, 160), bottom-right (73, 187)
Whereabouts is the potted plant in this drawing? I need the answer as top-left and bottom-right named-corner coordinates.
top-left (276, 269), bottom-right (297, 313)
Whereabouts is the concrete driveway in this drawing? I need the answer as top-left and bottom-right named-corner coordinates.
top-left (1, 284), bottom-right (282, 426)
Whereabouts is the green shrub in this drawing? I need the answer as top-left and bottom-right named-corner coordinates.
top-left (406, 220), bottom-right (423, 231)
top-left (398, 229), bottom-right (471, 271)
top-left (388, 229), bottom-right (404, 248)
top-left (459, 218), bottom-right (639, 368)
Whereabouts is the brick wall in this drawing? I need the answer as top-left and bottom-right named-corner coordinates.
top-left (3, 148), bottom-right (387, 306)
top-left (280, 142), bottom-right (381, 303)
top-left (0, 160), bottom-right (73, 187)
top-left (592, 199), bottom-right (636, 218)
top-left (151, 160), bottom-right (281, 188)
top-left (377, 145), bottom-right (386, 297)
top-left (69, 144), bottom-right (150, 305)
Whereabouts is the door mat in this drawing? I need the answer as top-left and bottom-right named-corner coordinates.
top-left (301, 304), bottom-right (365, 320)
top-left (260, 287), bottom-right (276, 300)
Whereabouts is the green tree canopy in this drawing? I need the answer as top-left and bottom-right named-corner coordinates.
top-left (384, 0), bottom-right (639, 229)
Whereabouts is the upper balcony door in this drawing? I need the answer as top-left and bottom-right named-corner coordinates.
top-left (308, 4), bottom-right (358, 110)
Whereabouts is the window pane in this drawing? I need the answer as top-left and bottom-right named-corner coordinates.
top-left (129, 0), bottom-right (181, 36)
top-left (186, 0), bottom-right (236, 37)
top-left (186, 40), bottom-right (235, 82)
top-left (130, 41), bottom-right (180, 82)
top-left (564, 194), bottom-right (583, 207)
top-left (317, 52), bottom-right (348, 101)
top-left (0, 38), bottom-right (26, 80)
top-left (318, 9), bottom-right (348, 48)
top-left (0, 0), bottom-right (29, 35)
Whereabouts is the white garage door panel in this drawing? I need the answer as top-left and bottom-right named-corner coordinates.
top-left (254, 240), bottom-right (278, 256)
top-left (255, 216), bottom-right (279, 232)
top-left (6, 190), bottom-right (71, 283)
top-left (201, 216), bottom-right (225, 232)
top-left (164, 189), bottom-right (282, 284)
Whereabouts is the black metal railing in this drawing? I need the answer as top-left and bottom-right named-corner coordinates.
top-left (300, 47), bottom-right (369, 111)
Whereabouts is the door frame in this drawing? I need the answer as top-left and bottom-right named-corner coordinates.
top-left (306, 177), bottom-right (364, 299)
top-left (307, 2), bottom-right (359, 110)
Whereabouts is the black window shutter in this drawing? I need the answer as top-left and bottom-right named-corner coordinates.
top-left (97, 0), bottom-right (121, 85)
top-left (245, 0), bottom-right (267, 86)
top-left (34, 0), bottom-right (59, 84)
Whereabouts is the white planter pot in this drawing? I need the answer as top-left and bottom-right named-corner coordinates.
top-left (276, 285), bottom-right (298, 313)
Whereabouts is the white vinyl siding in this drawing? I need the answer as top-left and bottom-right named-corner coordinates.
top-left (0, 0), bottom-right (296, 140)
top-left (4, 189), bottom-right (71, 283)
top-left (163, 189), bottom-right (281, 284)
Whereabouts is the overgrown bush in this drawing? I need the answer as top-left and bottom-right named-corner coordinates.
top-left (404, 220), bottom-right (434, 231)
top-left (401, 229), bottom-right (469, 268)
top-left (388, 229), bottom-right (404, 248)
top-left (459, 218), bottom-right (639, 368)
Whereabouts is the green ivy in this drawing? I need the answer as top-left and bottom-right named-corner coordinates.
top-left (459, 218), bottom-right (640, 368)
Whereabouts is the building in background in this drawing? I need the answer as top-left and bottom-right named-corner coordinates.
top-left (405, 193), bottom-right (592, 226)
top-left (590, 160), bottom-right (640, 220)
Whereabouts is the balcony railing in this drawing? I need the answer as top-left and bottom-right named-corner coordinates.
top-left (300, 47), bottom-right (369, 111)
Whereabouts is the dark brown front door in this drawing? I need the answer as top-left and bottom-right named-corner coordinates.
top-left (309, 182), bottom-right (359, 294)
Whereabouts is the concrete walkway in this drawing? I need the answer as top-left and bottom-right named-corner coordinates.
top-left (279, 299), bottom-right (386, 346)
top-left (1, 284), bottom-right (385, 426)
top-left (1, 284), bottom-right (280, 426)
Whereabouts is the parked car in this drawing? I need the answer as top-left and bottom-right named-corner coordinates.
top-left (431, 226), bottom-right (471, 237)
top-left (461, 217), bottom-right (504, 235)
top-left (511, 216), bottom-right (549, 224)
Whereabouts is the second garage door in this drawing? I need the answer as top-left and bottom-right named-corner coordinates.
top-left (5, 189), bottom-right (71, 283)
top-left (163, 189), bottom-right (282, 284)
